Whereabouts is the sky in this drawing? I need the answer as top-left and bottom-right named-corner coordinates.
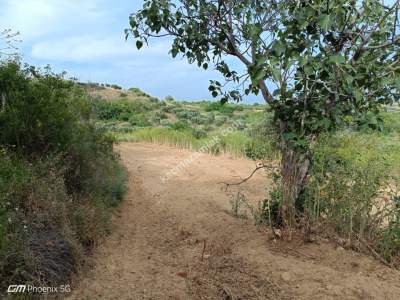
top-left (1, 0), bottom-right (396, 103)
top-left (0, 0), bottom-right (259, 102)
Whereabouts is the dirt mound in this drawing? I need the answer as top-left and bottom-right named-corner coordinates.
top-left (70, 142), bottom-right (400, 299)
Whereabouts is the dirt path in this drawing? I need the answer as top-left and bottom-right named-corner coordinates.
top-left (71, 142), bottom-right (400, 299)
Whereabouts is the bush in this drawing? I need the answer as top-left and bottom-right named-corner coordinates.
top-left (91, 99), bottom-right (150, 120)
top-left (169, 121), bottom-right (190, 131)
top-left (0, 61), bottom-right (127, 293)
top-left (192, 129), bottom-right (208, 139)
top-left (175, 109), bottom-right (200, 121)
top-left (304, 132), bottom-right (400, 265)
top-left (129, 114), bottom-right (151, 127)
top-left (215, 116), bottom-right (228, 126)
top-left (128, 87), bottom-right (150, 98)
top-left (244, 141), bottom-right (272, 160)
top-left (110, 84), bottom-right (122, 90)
top-left (204, 101), bottom-right (236, 115)
top-left (191, 115), bottom-right (207, 125)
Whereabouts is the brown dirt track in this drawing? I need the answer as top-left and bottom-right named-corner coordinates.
top-left (70, 142), bottom-right (400, 300)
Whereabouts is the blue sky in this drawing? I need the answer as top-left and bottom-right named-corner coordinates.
top-left (1, 0), bottom-right (396, 103)
top-left (0, 0), bottom-right (258, 102)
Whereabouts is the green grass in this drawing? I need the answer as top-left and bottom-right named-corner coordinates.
top-left (117, 127), bottom-right (200, 149)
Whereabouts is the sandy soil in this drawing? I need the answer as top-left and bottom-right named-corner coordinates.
top-left (70, 142), bottom-right (400, 299)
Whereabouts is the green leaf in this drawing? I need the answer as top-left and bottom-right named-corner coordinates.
top-left (318, 14), bottom-right (331, 31)
top-left (252, 67), bottom-right (267, 83)
top-left (272, 41), bottom-right (285, 56)
top-left (136, 40), bottom-right (143, 50)
top-left (329, 55), bottom-right (345, 64)
top-left (271, 69), bottom-right (281, 82)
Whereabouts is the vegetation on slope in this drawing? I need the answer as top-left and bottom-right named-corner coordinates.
top-left (0, 61), bottom-right (127, 294)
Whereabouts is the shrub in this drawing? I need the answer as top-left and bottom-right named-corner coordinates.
top-left (192, 129), bottom-right (208, 139)
top-left (191, 115), bottom-right (207, 125)
top-left (206, 113), bottom-right (215, 124)
top-left (204, 101), bottom-right (236, 115)
top-left (160, 119), bottom-right (171, 127)
top-left (244, 141), bottom-right (272, 160)
top-left (0, 61), bottom-right (127, 293)
top-left (91, 99), bottom-right (150, 121)
top-left (175, 109), bottom-right (200, 121)
top-left (129, 114), bottom-right (151, 127)
top-left (110, 84), bottom-right (122, 90)
top-left (169, 121), bottom-right (190, 131)
top-left (215, 116), bottom-right (228, 126)
top-left (128, 87), bottom-right (150, 98)
top-left (304, 132), bottom-right (400, 265)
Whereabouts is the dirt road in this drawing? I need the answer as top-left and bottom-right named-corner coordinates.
top-left (71, 142), bottom-right (400, 299)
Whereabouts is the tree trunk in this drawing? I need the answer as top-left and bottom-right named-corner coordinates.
top-left (1, 93), bottom-right (5, 112)
top-left (279, 122), bottom-right (311, 227)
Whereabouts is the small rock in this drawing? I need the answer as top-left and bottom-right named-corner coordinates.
top-left (176, 271), bottom-right (188, 278)
top-left (336, 246), bottom-right (345, 252)
top-left (281, 272), bottom-right (291, 282)
top-left (273, 228), bottom-right (282, 238)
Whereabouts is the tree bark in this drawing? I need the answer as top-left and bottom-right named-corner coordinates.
top-left (1, 93), bottom-right (5, 112)
top-left (279, 122), bottom-right (311, 227)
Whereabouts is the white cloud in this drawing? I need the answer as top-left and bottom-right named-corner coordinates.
top-left (31, 35), bottom-right (172, 62)
top-left (0, 0), bottom-right (106, 40)
top-left (32, 36), bottom-right (131, 62)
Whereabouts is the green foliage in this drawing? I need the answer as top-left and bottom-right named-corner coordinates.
top-left (305, 132), bottom-right (399, 264)
top-left (128, 87), bottom-right (150, 97)
top-left (192, 128), bottom-right (207, 139)
top-left (204, 102), bottom-right (236, 115)
top-left (165, 95), bottom-right (175, 102)
top-left (129, 113), bottom-right (151, 127)
top-left (0, 61), bottom-right (127, 291)
top-left (92, 98), bottom-right (151, 121)
top-left (110, 84), bottom-right (122, 90)
top-left (168, 121), bottom-right (190, 131)
top-left (244, 141), bottom-right (272, 160)
top-left (0, 63), bottom-right (89, 156)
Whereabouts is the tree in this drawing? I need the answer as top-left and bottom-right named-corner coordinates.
top-left (0, 29), bottom-right (19, 58)
top-left (128, 0), bottom-right (400, 226)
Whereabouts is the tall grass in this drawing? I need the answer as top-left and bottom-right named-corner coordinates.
top-left (114, 127), bottom-right (277, 159)
top-left (117, 127), bottom-right (200, 149)
top-left (304, 130), bottom-right (400, 265)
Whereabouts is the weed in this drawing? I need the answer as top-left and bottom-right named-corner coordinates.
top-left (229, 191), bottom-right (248, 219)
